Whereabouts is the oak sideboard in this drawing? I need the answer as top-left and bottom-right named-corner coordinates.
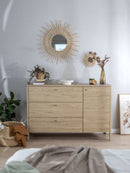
top-left (27, 84), bottom-right (111, 140)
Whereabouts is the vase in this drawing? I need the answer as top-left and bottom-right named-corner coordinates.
top-left (100, 68), bottom-right (106, 84)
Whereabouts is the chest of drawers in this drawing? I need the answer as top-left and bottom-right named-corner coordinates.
top-left (27, 84), bottom-right (111, 139)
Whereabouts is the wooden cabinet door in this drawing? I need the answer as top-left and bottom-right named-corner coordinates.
top-left (83, 86), bottom-right (111, 132)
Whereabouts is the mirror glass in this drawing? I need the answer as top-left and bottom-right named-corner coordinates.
top-left (51, 34), bottom-right (67, 51)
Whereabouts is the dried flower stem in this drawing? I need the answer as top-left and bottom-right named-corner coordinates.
top-left (94, 55), bottom-right (110, 69)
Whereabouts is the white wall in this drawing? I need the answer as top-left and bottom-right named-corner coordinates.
top-left (0, 0), bottom-right (130, 129)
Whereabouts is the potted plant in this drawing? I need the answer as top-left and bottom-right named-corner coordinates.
top-left (0, 91), bottom-right (21, 122)
top-left (86, 52), bottom-right (110, 84)
top-left (95, 55), bottom-right (110, 84)
top-left (28, 65), bottom-right (50, 82)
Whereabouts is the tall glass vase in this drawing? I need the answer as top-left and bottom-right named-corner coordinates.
top-left (100, 68), bottom-right (106, 84)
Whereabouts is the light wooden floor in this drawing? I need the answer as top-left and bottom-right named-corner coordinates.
top-left (0, 133), bottom-right (130, 169)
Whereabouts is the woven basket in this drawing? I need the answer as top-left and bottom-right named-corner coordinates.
top-left (0, 121), bottom-right (22, 147)
top-left (2, 121), bottom-right (22, 127)
top-left (0, 136), bottom-right (18, 147)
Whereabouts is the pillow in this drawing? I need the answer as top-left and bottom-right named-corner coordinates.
top-left (6, 148), bottom-right (41, 164)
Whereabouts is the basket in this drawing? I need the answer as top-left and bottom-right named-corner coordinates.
top-left (0, 121), bottom-right (22, 147)
top-left (0, 136), bottom-right (18, 147)
top-left (2, 121), bottom-right (22, 127)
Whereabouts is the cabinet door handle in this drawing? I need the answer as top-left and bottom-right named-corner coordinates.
top-left (85, 89), bottom-right (87, 91)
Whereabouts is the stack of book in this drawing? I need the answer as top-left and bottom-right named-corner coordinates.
top-left (33, 79), bottom-right (45, 85)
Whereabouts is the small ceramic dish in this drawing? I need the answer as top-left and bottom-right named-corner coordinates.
top-left (60, 80), bottom-right (74, 85)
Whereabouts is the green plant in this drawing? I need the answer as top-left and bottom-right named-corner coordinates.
top-left (0, 91), bottom-right (21, 122)
top-left (28, 65), bottom-right (50, 82)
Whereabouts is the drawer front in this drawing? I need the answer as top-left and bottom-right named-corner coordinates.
top-left (29, 117), bottom-right (82, 133)
top-left (29, 103), bottom-right (82, 118)
top-left (29, 87), bottom-right (82, 102)
top-left (84, 86), bottom-right (111, 97)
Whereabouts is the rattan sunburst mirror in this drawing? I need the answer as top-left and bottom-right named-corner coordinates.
top-left (38, 21), bottom-right (79, 63)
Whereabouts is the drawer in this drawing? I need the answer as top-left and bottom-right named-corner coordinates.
top-left (29, 117), bottom-right (82, 133)
top-left (29, 103), bottom-right (82, 118)
top-left (84, 86), bottom-right (111, 97)
top-left (28, 86), bottom-right (82, 102)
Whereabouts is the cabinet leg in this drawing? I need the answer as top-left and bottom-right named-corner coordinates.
top-left (109, 132), bottom-right (111, 141)
top-left (27, 133), bottom-right (30, 141)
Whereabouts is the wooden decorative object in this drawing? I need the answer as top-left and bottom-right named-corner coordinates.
top-left (83, 52), bottom-right (96, 67)
top-left (38, 21), bottom-right (79, 63)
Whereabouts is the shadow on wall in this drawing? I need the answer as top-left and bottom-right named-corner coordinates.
top-left (112, 89), bottom-right (120, 129)
top-left (6, 63), bottom-right (28, 122)
top-left (61, 55), bottom-right (91, 84)
top-left (81, 66), bottom-right (90, 83)
top-left (62, 60), bottom-right (77, 81)
top-left (74, 53), bottom-right (90, 84)
top-left (8, 78), bottom-right (28, 122)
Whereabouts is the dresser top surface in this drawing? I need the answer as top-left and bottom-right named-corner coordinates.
top-left (28, 83), bottom-right (111, 87)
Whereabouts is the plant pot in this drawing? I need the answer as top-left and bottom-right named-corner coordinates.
top-left (36, 73), bottom-right (44, 80)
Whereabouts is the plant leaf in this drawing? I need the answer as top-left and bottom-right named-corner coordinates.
top-left (8, 105), bottom-right (15, 114)
top-left (10, 91), bottom-right (14, 100)
top-left (4, 97), bottom-right (9, 104)
top-left (1, 103), bottom-right (5, 107)
top-left (0, 91), bottom-right (20, 122)
top-left (9, 99), bottom-right (13, 104)
top-left (13, 100), bottom-right (20, 106)
top-left (0, 105), bottom-right (3, 113)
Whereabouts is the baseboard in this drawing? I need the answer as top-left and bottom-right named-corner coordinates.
top-left (111, 129), bottom-right (120, 134)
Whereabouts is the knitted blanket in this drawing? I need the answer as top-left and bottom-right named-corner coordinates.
top-left (24, 145), bottom-right (115, 173)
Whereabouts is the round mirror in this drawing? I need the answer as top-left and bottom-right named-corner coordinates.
top-left (39, 21), bottom-right (78, 63)
top-left (51, 34), bottom-right (67, 51)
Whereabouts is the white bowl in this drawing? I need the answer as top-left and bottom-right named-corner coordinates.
top-left (60, 80), bottom-right (74, 85)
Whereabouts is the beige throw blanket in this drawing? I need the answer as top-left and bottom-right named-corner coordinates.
top-left (25, 145), bottom-right (115, 173)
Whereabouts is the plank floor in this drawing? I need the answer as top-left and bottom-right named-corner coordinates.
top-left (0, 133), bottom-right (130, 169)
